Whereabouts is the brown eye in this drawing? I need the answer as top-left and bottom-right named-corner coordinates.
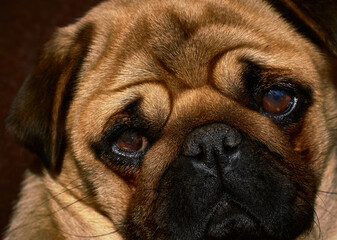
top-left (262, 90), bottom-right (293, 114)
top-left (116, 129), bottom-right (148, 153)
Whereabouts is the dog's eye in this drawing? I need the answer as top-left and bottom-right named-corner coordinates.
top-left (115, 129), bottom-right (148, 153)
top-left (262, 89), bottom-right (294, 114)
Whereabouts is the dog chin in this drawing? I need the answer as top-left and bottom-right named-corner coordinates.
top-left (206, 200), bottom-right (263, 240)
top-left (206, 199), bottom-right (289, 240)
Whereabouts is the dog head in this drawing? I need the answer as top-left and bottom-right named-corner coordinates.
top-left (7, 0), bottom-right (337, 239)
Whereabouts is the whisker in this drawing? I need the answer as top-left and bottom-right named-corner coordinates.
top-left (6, 195), bottom-right (92, 236)
top-left (149, 226), bottom-right (160, 240)
top-left (5, 180), bottom-right (88, 235)
top-left (54, 227), bottom-right (119, 239)
top-left (326, 116), bottom-right (337, 121)
top-left (317, 190), bottom-right (337, 195)
top-left (297, 193), bottom-right (321, 236)
top-left (43, 183), bottom-right (84, 206)
top-left (49, 195), bottom-right (91, 216)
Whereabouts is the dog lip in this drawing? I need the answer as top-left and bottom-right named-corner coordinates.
top-left (206, 196), bottom-right (266, 239)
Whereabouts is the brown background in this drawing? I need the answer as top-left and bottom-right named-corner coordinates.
top-left (0, 0), bottom-right (104, 236)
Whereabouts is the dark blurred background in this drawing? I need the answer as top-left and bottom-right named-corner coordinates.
top-left (0, 0), bottom-right (104, 236)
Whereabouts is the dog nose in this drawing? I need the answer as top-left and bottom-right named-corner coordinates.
top-left (182, 123), bottom-right (241, 166)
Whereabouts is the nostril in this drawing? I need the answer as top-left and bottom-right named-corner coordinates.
top-left (223, 145), bottom-right (238, 155)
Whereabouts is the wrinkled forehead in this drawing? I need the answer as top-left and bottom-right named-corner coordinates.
top-left (82, 0), bottom-right (321, 96)
top-left (68, 0), bottom-right (325, 161)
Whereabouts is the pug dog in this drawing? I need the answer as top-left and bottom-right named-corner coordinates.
top-left (4, 0), bottom-right (337, 239)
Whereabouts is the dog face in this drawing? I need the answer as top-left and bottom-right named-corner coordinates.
top-left (6, 0), bottom-right (337, 239)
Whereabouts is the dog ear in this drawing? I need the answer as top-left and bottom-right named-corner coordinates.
top-left (269, 0), bottom-right (337, 57)
top-left (6, 22), bottom-right (94, 171)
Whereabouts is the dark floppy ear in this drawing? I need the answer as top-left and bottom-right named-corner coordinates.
top-left (6, 22), bottom-right (94, 170)
top-left (269, 0), bottom-right (337, 57)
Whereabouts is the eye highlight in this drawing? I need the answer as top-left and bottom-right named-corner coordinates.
top-left (262, 89), bottom-right (294, 114)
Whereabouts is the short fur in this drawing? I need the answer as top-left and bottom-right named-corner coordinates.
top-left (5, 0), bottom-right (337, 239)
